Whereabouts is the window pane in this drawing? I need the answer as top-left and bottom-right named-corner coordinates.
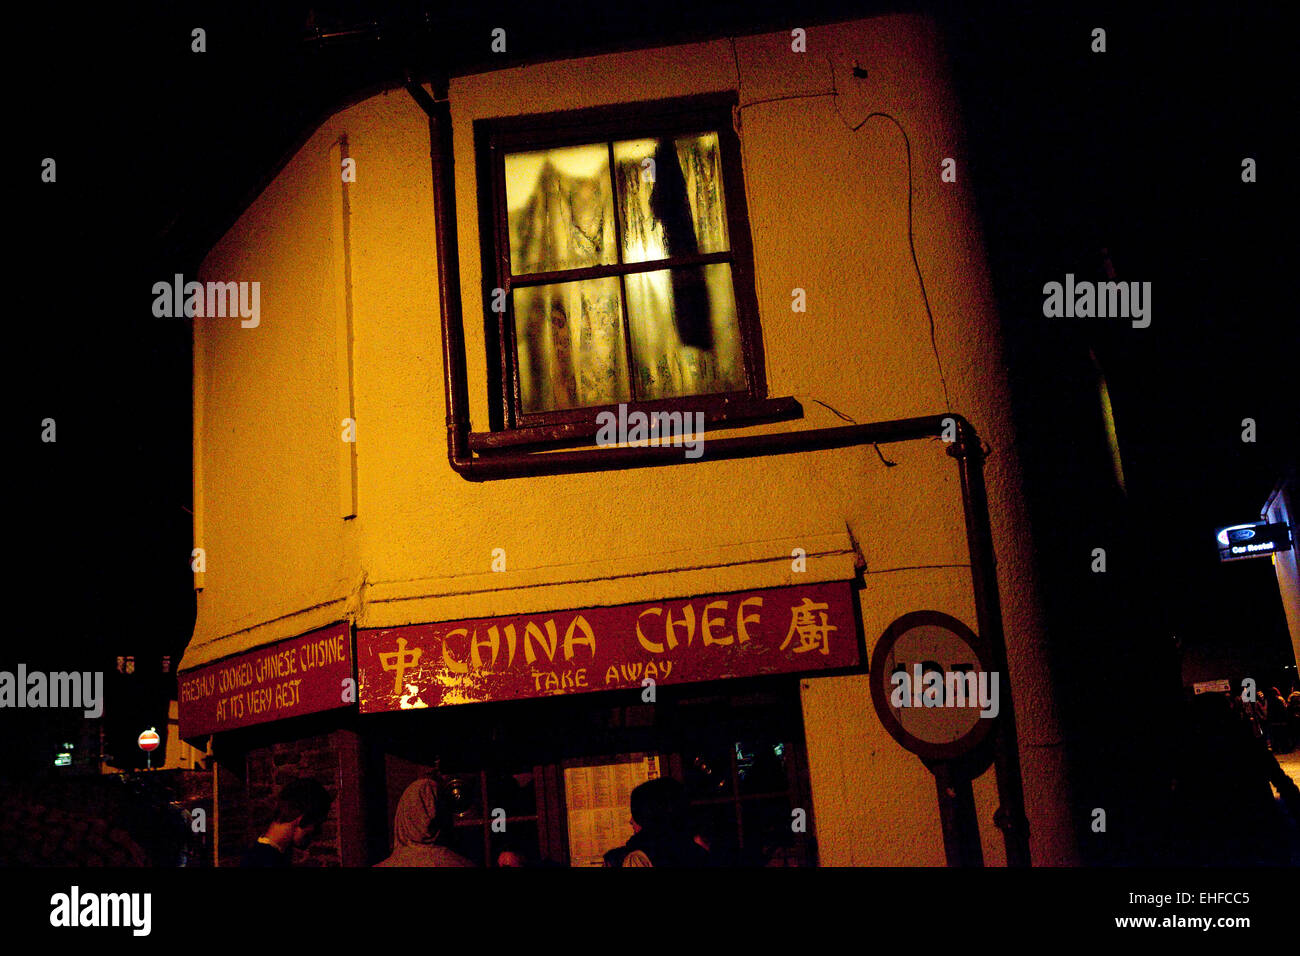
top-left (682, 744), bottom-right (732, 800)
top-left (613, 132), bottom-right (730, 264)
top-left (736, 739), bottom-right (789, 795)
top-left (513, 277), bottom-right (630, 414)
top-left (623, 263), bottom-right (747, 400)
top-left (505, 144), bottom-right (618, 275)
top-left (486, 771), bottom-right (536, 818)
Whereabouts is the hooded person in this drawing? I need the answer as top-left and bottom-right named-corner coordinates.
top-left (375, 777), bottom-right (476, 867)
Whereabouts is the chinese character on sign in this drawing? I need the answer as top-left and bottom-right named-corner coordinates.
top-left (125, 656), bottom-right (135, 675)
top-left (116, 656), bottom-right (125, 674)
top-left (780, 598), bottom-right (837, 655)
top-left (161, 655), bottom-right (171, 674)
top-left (380, 637), bottom-right (422, 695)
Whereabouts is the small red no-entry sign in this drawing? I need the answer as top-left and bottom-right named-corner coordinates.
top-left (137, 729), bottom-right (160, 752)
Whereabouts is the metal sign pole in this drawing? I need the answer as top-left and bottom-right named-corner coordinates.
top-left (932, 761), bottom-right (984, 867)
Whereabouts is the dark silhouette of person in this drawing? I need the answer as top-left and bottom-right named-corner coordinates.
top-left (1266, 687), bottom-right (1292, 752)
top-left (240, 777), bottom-right (332, 867)
top-left (1168, 693), bottom-right (1300, 866)
top-left (603, 777), bottom-right (711, 867)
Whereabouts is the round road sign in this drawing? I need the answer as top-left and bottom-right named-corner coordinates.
top-left (869, 611), bottom-right (1000, 761)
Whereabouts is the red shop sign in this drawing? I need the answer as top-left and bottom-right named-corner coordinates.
top-left (358, 581), bottom-right (860, 712)
top-left (178, 622), bottom-right (353, 737)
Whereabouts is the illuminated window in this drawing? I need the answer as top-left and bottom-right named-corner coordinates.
top-left (474, 94), bottom-right (782, 437)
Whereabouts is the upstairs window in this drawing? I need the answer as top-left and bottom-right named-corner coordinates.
top-left (475, 93), bottom-right (787, 440)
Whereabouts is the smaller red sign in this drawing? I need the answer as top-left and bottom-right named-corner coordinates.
top-left (137, 730), bottom-right (160, 752)
top-left (178, 622), bottom-right (353, 737)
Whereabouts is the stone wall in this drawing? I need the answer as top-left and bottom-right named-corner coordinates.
top-left (239, 732), bottom-right (341, 867)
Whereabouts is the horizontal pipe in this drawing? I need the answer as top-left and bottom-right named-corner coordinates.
top-left (460, 414), bottom-right (956, 480)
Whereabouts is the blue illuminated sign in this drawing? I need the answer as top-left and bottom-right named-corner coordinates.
top-left (1216, 521), bottom-right (1292, 562)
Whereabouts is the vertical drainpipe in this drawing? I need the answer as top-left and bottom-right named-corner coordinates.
top-left (951, 423), bottom-right (1032, 867)
top-left (404, 73), bottom-right (475, 475)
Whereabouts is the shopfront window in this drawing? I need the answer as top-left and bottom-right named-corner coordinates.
top-left (372, 679), bottom-right (815, 866)
top-left (438, 768), bottom-right (542, 867)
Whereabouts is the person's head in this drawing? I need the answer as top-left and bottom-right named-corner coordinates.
top-left (271, 777), bottom-right (333, 849)
top-left (392, 776), bottom-right (455, 848)
top-left (629, 777), bottom-right (689, 836)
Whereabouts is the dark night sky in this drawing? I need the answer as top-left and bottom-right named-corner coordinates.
top-left (941, 4), bottom-right (1296, 680)
top-left (10, 1), bottom-right (1297, 771)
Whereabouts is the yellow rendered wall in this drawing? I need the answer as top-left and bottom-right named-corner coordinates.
top-left (189, 121), bottom-right (365, 662)
top-left (186, 13), bottom-right (1078, 865)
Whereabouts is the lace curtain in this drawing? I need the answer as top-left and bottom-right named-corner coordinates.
top-left (506, 134), bottom-right (746, 413)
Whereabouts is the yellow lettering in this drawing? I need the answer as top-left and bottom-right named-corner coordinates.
top-left (636, 608), bottom-right (665, 653)
top-left (274, 678), bottom-right (302, 709)
top-left (737, 597), bottom-right (762, 644)
top-left (442, 628), bottom-right (469, 674)
top-left (620, 662), bottom-right (643, 681)
top-left (524, 620), bottom-right (558, 664)
top-left (701, 600), bottom-right (732, 645)
top-left (563, 615), bottom-right (597, 661)
top-left (666, 604), bottom-right (695, 649)
top-left (502, 624), bottom-right (517, 668)
top-left (471, 626), bottom-right (500, 669)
